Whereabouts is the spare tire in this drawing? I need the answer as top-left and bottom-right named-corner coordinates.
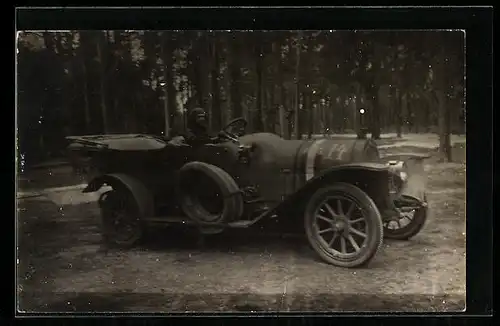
top-left (177, 161), bottom-right (244, 225)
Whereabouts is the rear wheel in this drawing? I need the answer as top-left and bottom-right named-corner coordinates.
top-left (304, 183), bottom-right (384, 268)
top-left (99, 189), bottom-right (144, 248)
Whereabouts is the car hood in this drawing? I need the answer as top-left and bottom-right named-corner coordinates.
top-left (239, 132), bottom-right (381, 174)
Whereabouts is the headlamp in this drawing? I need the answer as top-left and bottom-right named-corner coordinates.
top-left (387, 160), bottom-right (408, 197)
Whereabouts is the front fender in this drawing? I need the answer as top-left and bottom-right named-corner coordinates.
top-left (285, 163), bottom-right (394, 217)
top-left (383, 154), bottom-right (428, 203)
top-left (380, 153), bottom-right (431, 163)
top-left (396, 158), bottom-right (428, 203)
top-left (83, 173), bottom-right (155, 217)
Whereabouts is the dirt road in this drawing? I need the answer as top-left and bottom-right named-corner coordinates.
top-left (16, 139), bottom-right (466, 313)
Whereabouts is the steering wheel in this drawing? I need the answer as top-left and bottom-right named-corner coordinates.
top-left (219, 117), bottom-right (248, 141)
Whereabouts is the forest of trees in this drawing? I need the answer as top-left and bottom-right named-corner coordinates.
top-left (16, 30), bottom-right (465, 166)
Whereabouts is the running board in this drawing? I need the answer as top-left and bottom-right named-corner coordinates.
top-left (142, 216), bottom-right (259, 229)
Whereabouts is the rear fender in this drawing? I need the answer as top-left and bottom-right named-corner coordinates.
top-left (84, 173), bottom-right (155, 217)
top-left (285, 163), bottom-right (394, 217)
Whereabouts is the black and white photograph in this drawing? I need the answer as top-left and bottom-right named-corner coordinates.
top-left (16, 27), bottom-right (466, 312)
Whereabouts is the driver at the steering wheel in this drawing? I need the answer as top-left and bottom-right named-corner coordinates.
top-left (185, 107), bottom-right (214, 146)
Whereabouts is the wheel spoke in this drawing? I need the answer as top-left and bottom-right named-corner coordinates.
top-left (328, 232), bottom-right (339, 246)
top-left (402, 213), bottom-right (414, 221)
top-left (349, 217), bottom-right (365, 225)
top-left (318, 227), bottom-right (334, 235)
top-left (340, 236), bottom-right (347, 253)
top-left (316, 214), bottom-right (334, 224)
top-left (323, 203), bottom-right (337, 218)
top-left (345, 202), bottom-right (355, 218)
top-left (337, 199), bottom-right (344, 215)
top-left (348, 234), bottom-right (360, 251)
top-left (350, 228), bottom-right (367, 238)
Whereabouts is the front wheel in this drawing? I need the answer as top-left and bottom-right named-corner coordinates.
top-left (99, 189), bottom-right (144, 248)
top-left (304, 183), bottom-right (384, 268)
top-left (383, 194), bottom-right (428, 240)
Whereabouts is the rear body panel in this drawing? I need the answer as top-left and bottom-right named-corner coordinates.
top-left (66, 134), bottom-right (167, 151)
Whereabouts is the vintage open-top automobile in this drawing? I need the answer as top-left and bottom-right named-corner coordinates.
top-left (66, 117), bottom-right (429, 268)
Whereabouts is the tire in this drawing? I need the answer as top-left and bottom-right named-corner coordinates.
top-left (178, 162), bottom-right (243, 230)
top-left (304, 182), bottom-right (384, 268)
top-left (384, 194), bottom-right (428, 240)
top-left (99, 188), bottom-right (144, 248)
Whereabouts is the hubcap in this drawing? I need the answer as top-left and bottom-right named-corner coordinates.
top-left (334, 220), bottom-right (346, 231)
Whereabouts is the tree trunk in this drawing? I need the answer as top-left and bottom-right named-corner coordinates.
top-left (53, 33), bottom-right (72, 136)
top-left (286, 92), bottom-right (294, 140)
top-left (274, 40), bottom-right (286, 138)
top-left (194, 51), bottom-right (204, 108)
top-left (326, 99), bottom-right (333, 135)
top-left (224, 63), bottom-right (232, 123)
top-left (78, 33), bottom-right (91, 130)
top-left (412, 96), bottom-right (418, 132)
top-left (278, 87), bottom-right (286, 138)
top-left (254, 34), bottom-right (264, 132)
top-left (228, 35), bottom-right (243, 119)
top-left (278, 96), bottom-right (286, 138)
top-left (436, 90), bottom-right (452, 162)
top-left (321, 100), bottom-right (327, 136)
top-left (367, 86), bottom-right (381, 139)
top-left (433, 45), bottom-right (452, 162)
top-left (114, 32), bottom-right (136, 131)
top-left (294, 32), bottom-right (302, 140)
top-left (414, 97), bottom-right (422, 134)
top-left (327, 89), bottom-right (337, 133)
top-left (423, 94), bottom-right (431, 132)
top-left (302, 91), bottom-right (308, 139)
top-left (407, 96), bottom-right (414, 133)
top-left (195, 33), bottom-right (210, 111)
top-left (160, 32), bottom-right (176, 137)
top-left (396, 88), bottom-right (403, 138)
top-left (142, 31), bottom-right (160, 133)
top-left (372, 103), bottom-right (381, 139)
top-left (42, 32), bottom-right (55, 51)
top-left (96, 32), bottom-right (109, 133)
top-left (308, 95), bottom-right (314, 139)
top-left (339, 96), bottom-right (346, 133)
top-left (210, 34), bottom-right (221, 131)
top-left (54, 33), bottom-right (65, 55)
top-left (266, 87), bottom-right (276, 133)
